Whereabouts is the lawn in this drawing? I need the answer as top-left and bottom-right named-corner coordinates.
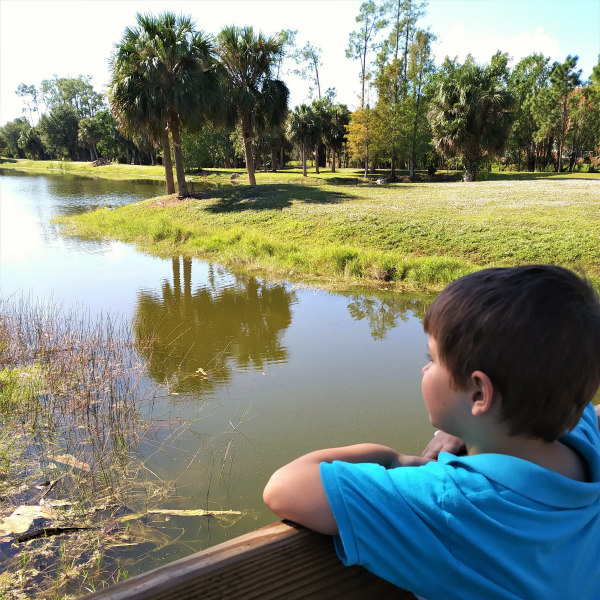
top-left (52, 166), bottom-right (600, 291)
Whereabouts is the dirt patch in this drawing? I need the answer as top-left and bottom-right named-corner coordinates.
top-left (151, 192), bottom-right (210, 207)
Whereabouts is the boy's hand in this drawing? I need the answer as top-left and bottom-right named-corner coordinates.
top-left (421, 430), bottom-right (467, 460)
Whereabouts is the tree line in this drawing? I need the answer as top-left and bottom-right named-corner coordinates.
top-left (1, 2), bottom-right (599, 191)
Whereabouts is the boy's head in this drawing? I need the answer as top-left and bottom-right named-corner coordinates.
top-left (423, 265), bottom-right (600, 442)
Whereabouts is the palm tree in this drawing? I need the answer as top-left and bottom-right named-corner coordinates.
top-left (428, 54), bottom-right (514, 181)
top-left (321, 102), bottom-right (350, 173)
top-left (78, 117), bottom-right (102, 161)
top-left (288, 104), bottom-right (320, 177)
top-left (216, 26), bottom-right (289, 186)
top-left (110, 13), bottom-right (221, 196)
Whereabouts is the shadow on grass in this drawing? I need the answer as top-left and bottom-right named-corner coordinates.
top-left (204, 183), bottom-right (356, 213)
top-left (477, 171), bottom-right (597, 181)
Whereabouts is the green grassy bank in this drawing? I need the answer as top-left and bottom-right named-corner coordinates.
top-left (0, 157), bottom-right (170, 182)
top-left (53, 167), bottom-right (600, 291)
top-left (2, 156), bottom-right (598, 184)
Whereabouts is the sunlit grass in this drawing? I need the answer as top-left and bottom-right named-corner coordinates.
top-left (55, 174), bottom-right (600, 290)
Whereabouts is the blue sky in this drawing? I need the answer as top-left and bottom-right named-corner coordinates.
top-left (1, 0), bottom-right (598, 125)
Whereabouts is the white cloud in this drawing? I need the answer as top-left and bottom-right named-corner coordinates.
top-left (433, 23), bottom-right (562, 67)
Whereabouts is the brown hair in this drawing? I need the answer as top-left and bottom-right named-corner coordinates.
top-left (423, 265), bottom-right (600, 441)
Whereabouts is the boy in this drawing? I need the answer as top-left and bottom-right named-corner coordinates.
top-left (263, 265), bottom-right (600, 600)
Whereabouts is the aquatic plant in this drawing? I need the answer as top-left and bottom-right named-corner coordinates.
top-left (0, 297), bottom-right (247, 599)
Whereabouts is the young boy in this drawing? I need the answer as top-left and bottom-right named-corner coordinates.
top-left (263, 265), bottom-right (600, 600)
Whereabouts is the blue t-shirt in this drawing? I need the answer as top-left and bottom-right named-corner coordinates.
top-left (320, 403), bottom-right (600, 600)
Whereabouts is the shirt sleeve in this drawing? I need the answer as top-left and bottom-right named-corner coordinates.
top-left (320, 460), bottom-right (459, 597)
top-left (571, 402), bottom-right (600, 445)
top-left (561, 402), bottom-right (600, 477)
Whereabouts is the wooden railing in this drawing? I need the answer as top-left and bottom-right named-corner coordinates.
top-left (81, 521), bottom-right (416, 599)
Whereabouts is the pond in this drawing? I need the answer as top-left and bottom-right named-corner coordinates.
top-left (0, 170), bottom-right (435, 592)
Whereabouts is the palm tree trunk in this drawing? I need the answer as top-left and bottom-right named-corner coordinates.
top-left (302, 141), bottom-right (307, 177)
top-left (271, 148), bottom-right (278, 172)
top-left (331, 149), bottom-right (336, 173)
top-left (463, 159), bottom-right (478, 182)
top-left (314, 144), bottom-right (320, 174)
top-left (169, 115), bottom-right (188, 197)
top-left (557, 136), bottom-right (564, 173)
top-left (161, 129), bottom-right (175, 194)
top-left (241, 114), bottom-right (256, 186)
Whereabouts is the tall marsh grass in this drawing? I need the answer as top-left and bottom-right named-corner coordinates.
top-left (0, 298), bottom-right (238, 599)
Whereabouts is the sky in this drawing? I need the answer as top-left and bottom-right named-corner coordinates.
top-left (0, 0), bottom-right (599, 125)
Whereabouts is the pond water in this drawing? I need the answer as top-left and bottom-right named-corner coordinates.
top-left (0, 170), bottom-right (435, 583)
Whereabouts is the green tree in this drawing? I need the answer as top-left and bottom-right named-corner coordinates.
top-left (216, 25), bottom-right (289, 186)
top-left (374, 0), bottom-right (427, 177)
top-left (530, 57), bottom-right (582, 173)
top-left (322, 102), bottom-right (350, 172)
top-left (288, 104), bottom-right (320, 176)
top-left (347, 0), bottom-right (387, 108)
top-left (38, 105), bottom-right (80, 159)
top-left (94, 109), bottom-right (127, 162)
top-left (15, 83), bottom-right (39, 125)
top-left (293, 41), bottom-right (323, 99)
top-left (428, 53), bottom-right (514, 181)
top-left (19, 127), bottom-right (44, 159)
top-left (406, 29), bottom-right (435, 179)
top-left (0, 118), bottom-right (30, 157)
top-left (347, 106), bottom-right (375, 176)
top-left (110, 12), bottom-right (221, 196)
top-left (274, 29), bottom-right (298, 79)
top-left (182, 126), bottom-right (241, 170)
top-left (565, 59), bottom-right (600, 171)
top-left (507, 53), bottom-right (551, 171)
top-left (40, 76), bottom-right (104, 119)
top-left (544, 56), bottom-right (581, 172)
top-left (78, 116), bottom-right (103, 160)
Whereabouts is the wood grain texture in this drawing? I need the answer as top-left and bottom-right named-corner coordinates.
top-left (81, 521), bottom-right (416, 599)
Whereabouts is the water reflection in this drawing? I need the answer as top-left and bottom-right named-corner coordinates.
top-left (1, 170), bottom-right (436, 594)
top-left (346, 294), bottom-right (431, 340)
top-left (134, 258), bottom-right (296, 394)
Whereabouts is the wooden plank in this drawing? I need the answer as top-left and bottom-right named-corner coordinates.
top-left (81, 521), bottom-right (416, 599)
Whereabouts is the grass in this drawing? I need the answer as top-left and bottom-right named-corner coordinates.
top-left (0, 157), bottom-right (169, 182)
top-left (3, 157), bottom-right (598, 289)
top-left (0, 297), bottom-right (245, 599)
top-left (2, 156), bottom-right (596, 184)
top-left (53, 167), bottom-right (600, 291)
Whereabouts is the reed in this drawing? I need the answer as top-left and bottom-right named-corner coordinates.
top-left (0, 297), bottom-right (240, 599)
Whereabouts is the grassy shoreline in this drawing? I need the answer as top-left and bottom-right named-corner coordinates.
top-left (41, 160), bottom-right (600, 291)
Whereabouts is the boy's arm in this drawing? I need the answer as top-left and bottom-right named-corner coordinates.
top-left (263, 444), bottom-right (430, 535)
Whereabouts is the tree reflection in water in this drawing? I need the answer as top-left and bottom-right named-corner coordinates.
top-left (134, 258), bottom-right (296, 394)
top-left (346, 294), bottom-right (432, 340)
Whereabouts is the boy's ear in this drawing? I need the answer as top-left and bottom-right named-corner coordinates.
top-left (469, 370), bottom-right (497, 416)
